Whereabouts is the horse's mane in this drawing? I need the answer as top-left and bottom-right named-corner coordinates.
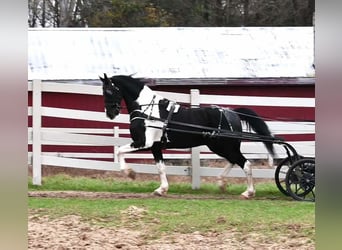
top-left (129, 73), bottom-right (150, 85)
top-left (111, 74), bottom-right (151, 87)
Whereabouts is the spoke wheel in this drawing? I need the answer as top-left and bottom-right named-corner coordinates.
top-left (285, 158), bottom-right (315, 202)
top-left (274, 155), bottom-right (303, 196)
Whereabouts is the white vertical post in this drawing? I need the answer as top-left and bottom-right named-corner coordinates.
top-left (32, 79), bottom-right (42, 185)
top-left (114, 126), bottom-right (119, 163)
top-left (190, 89), bottom-right (201, 189)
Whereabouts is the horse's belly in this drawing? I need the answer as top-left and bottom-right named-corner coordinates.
top-left (145, 120), bottom-right (164, 141)
top-left (166, 132), bottom-right (206, 148)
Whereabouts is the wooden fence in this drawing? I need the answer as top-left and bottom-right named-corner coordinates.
top-left (28, 80), bottom-right (315, 188)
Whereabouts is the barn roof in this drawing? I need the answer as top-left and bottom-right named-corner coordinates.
top-left (28, 27), bottom-right (315, 81)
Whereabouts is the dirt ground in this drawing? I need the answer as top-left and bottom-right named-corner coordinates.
top-left (28, 166), bottom-right (314, 249)
top-left (28, 191), bottom-right (314, 250)
top-left (28, 191), bottom-right (315, 250)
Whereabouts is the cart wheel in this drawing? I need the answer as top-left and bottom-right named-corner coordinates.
top-left (285, 158), bottom-right (315, 202)
top-left (274, 155), bottom-right (303, 196)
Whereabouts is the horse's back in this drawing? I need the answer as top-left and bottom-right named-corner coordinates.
top-left (163, 107), bottom-right (243, 152)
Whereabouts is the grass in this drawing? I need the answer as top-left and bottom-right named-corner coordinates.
top-left (28, 174), bottom-right (284, 198)
top-left (28, 174), bottom-right (315, 241)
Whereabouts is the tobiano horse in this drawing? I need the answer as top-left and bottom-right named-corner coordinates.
top-left (100, 73), bottom-right (275, 198)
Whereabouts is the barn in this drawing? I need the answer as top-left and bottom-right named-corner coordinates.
top-left (28, 27), bottom-right (315, 185)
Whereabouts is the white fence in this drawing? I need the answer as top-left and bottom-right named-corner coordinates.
top-left (28, 80), bottom-right (315, 188)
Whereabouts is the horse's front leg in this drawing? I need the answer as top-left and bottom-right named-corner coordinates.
top-left (150, 143), bottom-right (169, 196)
top-left (153, 160), bottom-right (169, 196)
top-left (116, 144), bottom-right (137, 179)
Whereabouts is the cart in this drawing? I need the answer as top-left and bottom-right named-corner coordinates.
top-left (275, 154), bottom-right (315, 202)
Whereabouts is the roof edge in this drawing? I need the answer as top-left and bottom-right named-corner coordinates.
top-left (147, 77), bottom-right (315, 86)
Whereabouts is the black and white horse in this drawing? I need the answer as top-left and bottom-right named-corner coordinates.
top-left (100, 73), bottom-right (275, 198)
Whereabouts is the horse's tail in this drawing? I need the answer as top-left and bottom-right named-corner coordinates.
top-left (233, 107), bottom-right (275, 157)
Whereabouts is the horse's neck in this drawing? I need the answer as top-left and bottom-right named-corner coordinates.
top-left (136, 85), bottom-right (162, 106)
top-left (119, 80), bottom-right (145, 112)
top-left (133, 85), bottom-right (164, 118)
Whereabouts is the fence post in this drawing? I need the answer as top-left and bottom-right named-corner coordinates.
top-left (114, 126), bottom-right (119, 163)
top-left (190, 89), bottom-right (201, 189)
top-left (32, 79), bottom-right (42, 185)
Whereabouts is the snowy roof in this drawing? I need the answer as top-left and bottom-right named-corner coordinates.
top-left (28, 27), bottom-right (315, 80)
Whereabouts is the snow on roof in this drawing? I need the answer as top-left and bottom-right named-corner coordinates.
top-left (28, 27), bottom-right (315, 80)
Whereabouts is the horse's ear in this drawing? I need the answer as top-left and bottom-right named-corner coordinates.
top-left (100, 73), bottom-right (110, 85)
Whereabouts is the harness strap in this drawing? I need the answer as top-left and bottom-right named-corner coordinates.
top-left (218, 108), bottom-right (223, 131)
top-left (161, 102), bottom-right (176, 144)
top-left (130, 116), bottom-right (145, 122)
top-left (211, 106), bottom-right (233, 135)
top-left (143, 95), bottom-right (156, 119)
top-left (222, 109), bottom-right (234, 131)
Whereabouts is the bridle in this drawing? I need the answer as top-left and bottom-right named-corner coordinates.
top-left (105, 99), bottom-right (121, 114)
top-left (104, 84), bottom-right (122, 115)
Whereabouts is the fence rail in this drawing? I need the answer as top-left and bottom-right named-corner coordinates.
top-left (28, 80), bottom-right (315, 188)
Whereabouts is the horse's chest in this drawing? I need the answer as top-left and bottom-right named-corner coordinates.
top-left (130, 116), bottom-right (164, 147)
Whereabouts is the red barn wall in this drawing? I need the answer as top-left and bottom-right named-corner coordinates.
top-left (28, 80), bottom-right (315, 156)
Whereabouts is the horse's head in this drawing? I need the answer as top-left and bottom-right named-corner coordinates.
top-left (99, 73), bottom-right (123, 120)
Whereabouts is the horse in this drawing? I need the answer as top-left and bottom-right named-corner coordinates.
top-left (99, 73), bottom-right (275, 198)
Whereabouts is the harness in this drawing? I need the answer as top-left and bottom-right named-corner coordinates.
top-left (129, 95), bottom-right (156, 122)
top-left (204, 106), bottom-right (234, 137)
top-left (222, 108), bottom-right (234, 132)
top-left (129, 99), bottom-right (237, 143)
top-left (129, 99), bottom-right (178, 145)
top-left (161, 102), bottom-right (176, 144)
top-left (143, 95), bottom-right (157, 119)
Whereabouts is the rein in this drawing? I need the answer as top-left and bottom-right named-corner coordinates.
top-left (128, 108), bottom-right (283, 144)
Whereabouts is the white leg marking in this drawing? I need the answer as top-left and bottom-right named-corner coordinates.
top-left (241, 160), bottom-right (256, 199)
top-left (267, 155), bottom-right (274, 167)
top-left (116, 144), bottom-right (139, 179)
top-left (153, 161), bottom-right (169, 196)
top-left (117, 144), bottom-right (132, 171)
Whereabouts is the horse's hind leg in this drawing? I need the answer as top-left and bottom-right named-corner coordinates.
top-left (217, 161), bottom-right (234, 192)
top-left (240, 160), bottom-right (256, 199)
top-left (223, 152), bottom-right (256, 199)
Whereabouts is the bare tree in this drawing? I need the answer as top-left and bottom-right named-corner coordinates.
top-left (28, 0), bottom-right (314, 27)
top-left (28, 0), bottom-right (86, 27)
top-left (243, 0), bottom-right (249, 26)
top-left (28, 0), bottom-right (50, 27)
top-left (28, 0), bottom-right (39, 27)
top-left (59, 0), bottom-right (77, 27)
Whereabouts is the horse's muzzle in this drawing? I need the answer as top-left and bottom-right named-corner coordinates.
top-left (105, 103), bottom-right (120, 120)
top-left (105, 109), bottom-right (118, 120)
top-left (106, 112), bottom-right (115, 120)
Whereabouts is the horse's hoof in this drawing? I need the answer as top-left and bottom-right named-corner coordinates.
top-left (240, 191), bottom-right (255, 199)
top-left (240, 195), bottom-right (250, 200)
top-left (152, 191), bottom-right (163, 196)
top-left (153, 188), bottom-right (167, 197)
top-left (127, 169), bottom-right (136, 180)
top-left (219, 184), bottom-right (227, 193)
top-left (217, 178), bottom-right (227, 193)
